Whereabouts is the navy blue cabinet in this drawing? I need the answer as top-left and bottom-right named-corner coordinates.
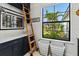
top-left (13, 38), bottom-right (23, 56)
top-left (23, 37), bottom-right (30, 53)
top-left (0, 36), bottom-right (29, 56)
top-left (0, 45), bottom-right (13, 56)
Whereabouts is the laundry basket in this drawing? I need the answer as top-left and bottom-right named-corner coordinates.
top-left (50, 41), bottom-right (65, 56)
top-left (38, 39), bottom-right (50, 56)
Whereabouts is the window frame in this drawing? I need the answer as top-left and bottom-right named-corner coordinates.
top-left (42, 3), bottom-right (71, 41)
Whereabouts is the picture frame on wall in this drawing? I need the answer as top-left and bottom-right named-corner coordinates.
top-left (32, 17), bottom-right (40, 22)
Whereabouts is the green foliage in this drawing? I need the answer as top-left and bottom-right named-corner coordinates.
top-left (44, 10), bottom-right (63, 21)
top-left (43, 10), bottom-right (65, 39)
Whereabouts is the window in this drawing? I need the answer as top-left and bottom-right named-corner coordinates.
top-left (0, 7), bottom-right (24, 30)
top-left (42, 3), bottom-right (70, 41)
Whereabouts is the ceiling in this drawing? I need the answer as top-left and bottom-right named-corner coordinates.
top-left (8, 3), bottom-right (30, 10)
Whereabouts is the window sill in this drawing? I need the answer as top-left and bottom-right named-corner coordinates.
top-left (41, 38), bottom-right (74, 45)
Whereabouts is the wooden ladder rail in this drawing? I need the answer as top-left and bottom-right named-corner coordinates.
top-left (22, 4), bottom-right (36, 56)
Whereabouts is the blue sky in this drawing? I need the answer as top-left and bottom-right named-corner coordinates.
top-left (43, 3), bottom-right (69, 22)
top-left (43, 3), bottom-right (69, 14)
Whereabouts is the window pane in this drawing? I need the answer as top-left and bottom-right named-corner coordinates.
top-left (55, 3), bottom-right (69, 12)
top-left (43, 22), bottom-right (69, 40)
top-left (57, 12), bottom-right (70, 21)
top-left (62, 11), bottom-right (70, 21)
top-left (43, 4), bottom-right (70, 22)
top-left (42, 6), bottom-right (54, 17)
top-left (43, 12), bottom-right (70, 22)
top-left (42, 5), bottom-right (54, 22)
top-left (56, 13), bottom-right (64, 21)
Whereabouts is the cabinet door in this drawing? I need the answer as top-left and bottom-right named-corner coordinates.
top-left (0, 45), bottom-right (13, 56)
top-left (13, 39), bottom-right (23, 56)
top-left (23, 37), bottom-right (30, 54)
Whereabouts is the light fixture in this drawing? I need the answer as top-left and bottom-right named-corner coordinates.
top-left (76, 9), bottom-right (79, 16)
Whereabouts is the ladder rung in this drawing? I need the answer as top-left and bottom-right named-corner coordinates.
top-left (30, 46), bottom-right (36, 53)
top-left (30, 40), bottom-right (35, 44)
top-left (29, 34), bottom-right (34, 37)
top-left (24, 7), bottom-right (29, 11)
top-left (32, 46), bottom-right (35, 51)
top-left (25, 12), bottom-right (30, 15)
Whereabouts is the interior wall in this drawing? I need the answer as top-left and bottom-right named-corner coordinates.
top-left (0, 3), bottom-right (26, 43)
top-left (30, 3), bottom-right (79, 56)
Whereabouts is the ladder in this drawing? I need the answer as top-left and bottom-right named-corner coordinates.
top-left (22, 4), bottom-right (36, 56)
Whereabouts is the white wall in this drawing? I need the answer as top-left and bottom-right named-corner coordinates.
top-left (30, 3), bottom-right (79, 56)
top-left (0, 3), bottom-right (27, 43)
